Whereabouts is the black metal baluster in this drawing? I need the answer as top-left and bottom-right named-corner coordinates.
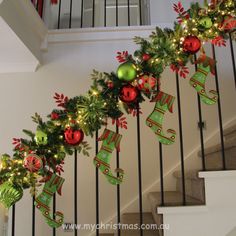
top-left (32, 198), bottom-right (35, 236)
top-left (80, 0), bottom-right (84, 28)
top-left (11, 205), bottom-right (15, 236)
top-left (159, 143), bottom-right (165, 206)
top-left (92, 0), bottom-right (95, 27)
top-left (104, 0), bottom-right (107, 27)
top-left (127, 0), bottom-right (130, 26)
top-left (139, 0), bottom-right (142, 25)
top-left (57, 0), bottom-right (62, 29)
top-left (116, 125), bottom-right (121, 236)
top-left (95, 131), bottom-right (99, 236)
top-left (53, 194), bottom-right (56, 236)
top-left (212, 45), bottom-right (226, 170)
top-left (136, 103), bottom-right (143, 236)
top-left (229, 33), bottom-right (236, 89)
top-left (194, 54), bottom-right (206, 171)
top-left (69, 0), bottom-right (73, 28)
top-left (40, 0), bottom-right (44, 18)
top-left (74, 150), bottom-right (78, 236)
top-left (175, 73), bottom-right (186, 205)
top-left (116, 0), bottom-right (118, 26)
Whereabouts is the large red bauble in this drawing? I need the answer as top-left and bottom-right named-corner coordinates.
top-left (119, 85), bottom-right (139, 103)
top-left (23, 154), bottom-right (43, 173)
top-left (183, 36), bottom-right (201, 54)
top-left (64, 128), bottom-right (84, 145)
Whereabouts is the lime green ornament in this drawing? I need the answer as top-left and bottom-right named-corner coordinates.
top-left (35, 129), bottom-right (48, 145)
top-left (0, 182), bottom-right (23, 208)
top-left (199, 17), bottom-right (213, 29)
top-left (117, 62), bottom-right (137, 82)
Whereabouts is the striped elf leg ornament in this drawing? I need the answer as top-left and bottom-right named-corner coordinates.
top-left (93, 128), bottom-right (124, 185)
top-left (35, 173), bottom-right (64, 228)
top-left (146, 91), bottom-right (176, 145)
top-left (190, 64), bottom-right (218, 105)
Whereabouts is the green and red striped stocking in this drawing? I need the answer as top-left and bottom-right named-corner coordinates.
top-left (190, 64), bottom-right (218, 105)
top-left (146, 91), bottom-right (176, 145)
top-left (35, 173), bottom-right (64, 228)
top-left (94, 128), bottom-right (124, 185)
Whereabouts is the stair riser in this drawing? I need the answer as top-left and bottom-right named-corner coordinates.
top-left (176, 178), bottom-right (205, 202)
top-left (204, 147), bottom-right (236, 170)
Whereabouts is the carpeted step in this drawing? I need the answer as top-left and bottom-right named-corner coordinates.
top-left (224, 124), bottom-right (236, 141)
top-left (198, 137), bottom-right (236, 170)
top-left (121, 212), bottom-right (159, 236)
top-left (173, 170), bottom-right (205, 202)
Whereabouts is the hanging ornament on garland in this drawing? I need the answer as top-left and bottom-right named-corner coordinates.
top-left (190, 64), bottom-right (218, 105)
top-left (183, 36), bottom-right (201, 54)
top-left (94, 128), bottom-right (124, 185)
top-left (117, 62), bottom-right (137, 82)
top-left (146, 91), bottom-right (176, 145)
top-left (64, 128), bottom-right (84, 146)
top-left (23, 154), bottom-right (43, 173)
top-left (35, 174), bottom-right (64, 228)
top-left (119, 85), bottom-right (139, 103)
top-left (35, 129), bottom-right (48, 146)
top-left (137, 75), bottom-right (157, 93)
top-left (0, 182), bottom-right (23, 209)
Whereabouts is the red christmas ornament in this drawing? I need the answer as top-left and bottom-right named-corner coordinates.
top-left (64, 128), bottom-right (84, 145)
top-left (142, 54), bottom-right (151, 61)
top-left (137, 75), bottom-right (157, 93)
top-left (119, 85), bottom-right (139, 103)
top-left (51, 112), bottom-right (59, 120)
top-left (23, 154), bottom-right (43, 173)
top-left (183, 36), bottom-right (201, 54)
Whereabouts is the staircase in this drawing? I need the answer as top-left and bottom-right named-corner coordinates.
top-left (101, 123), bottom-right (236, 236)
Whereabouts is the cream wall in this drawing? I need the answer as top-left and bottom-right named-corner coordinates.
top-left (0, 26), bottom-right (235, 236)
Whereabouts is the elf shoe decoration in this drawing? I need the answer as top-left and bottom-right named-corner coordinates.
top-left (190, 63), bottom-right (218, 105)
top-left (146, 91), bottom-right (176, 145)
top-left (35, 173), bottom-right (65, 228)
top-left (93, 128), bottom-right (124, 185)
top-left (0, 182), bottom-right (23, 209)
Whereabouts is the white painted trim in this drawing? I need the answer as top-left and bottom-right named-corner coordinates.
top-left (157, 205), bottom-right (208, 214)
top-left (47, 24), bottom-right (173, 44)
top-left (199, 170), bottom-right (236, 179)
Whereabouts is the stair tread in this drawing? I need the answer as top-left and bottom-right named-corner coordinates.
top-left (224, 124), bottom-right (236, 136)
top-left (122, 212), bottom-right (155, 224)
top-left (148, 191), bottom-right (204, 208)
top-left (198, 137), bottom-right (236, 157)
top-left (173, 170), bottom-right (200, 180)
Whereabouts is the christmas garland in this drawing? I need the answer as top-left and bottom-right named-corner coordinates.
top-left (0, 0), bottom-right (235, 228)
